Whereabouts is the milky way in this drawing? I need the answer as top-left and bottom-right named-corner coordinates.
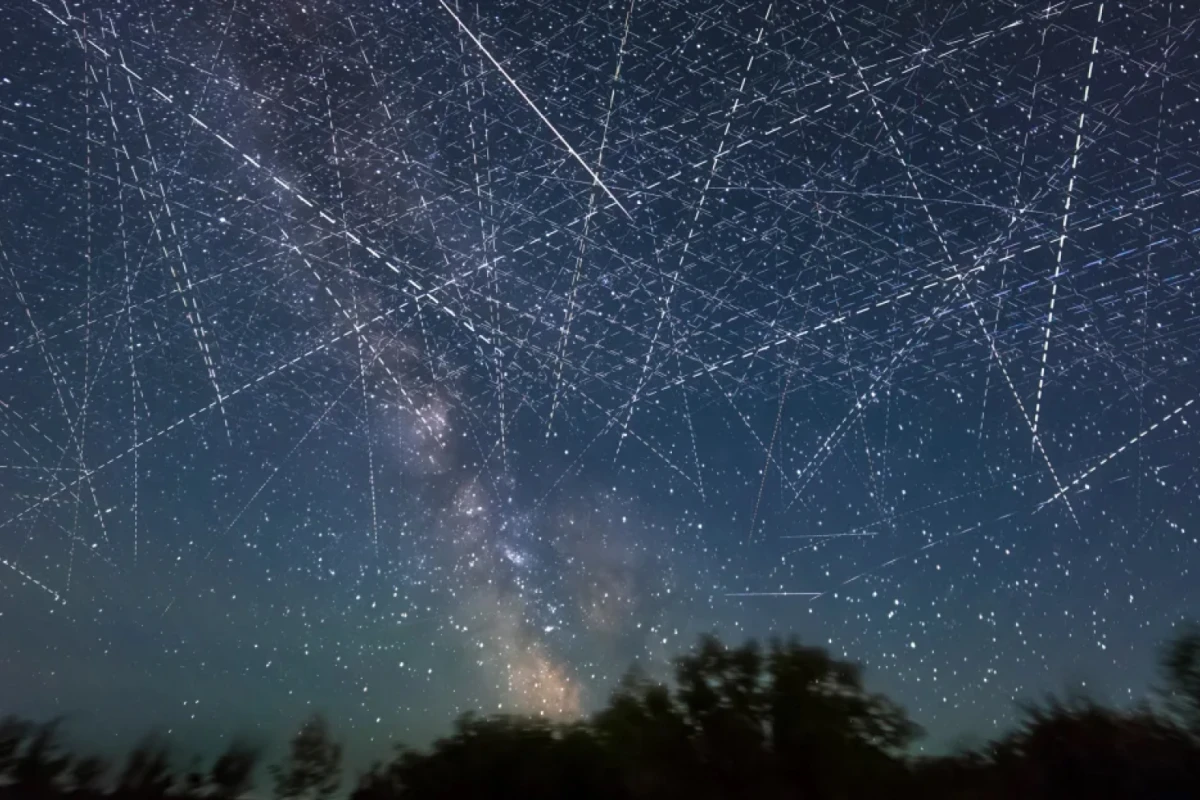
top-left (1, 0), bottom-right (1199, 760)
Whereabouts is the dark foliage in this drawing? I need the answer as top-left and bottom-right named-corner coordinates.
top-left (115, 734), bottom-right (174, 800)
top-left (12, 720), bottom-right (71, 798)
top-left (208, 740), bottom-right (260, 800)
top-left (271, 714), bottom-right (341, 800)
top-left (355, 714), bottom-right (624, 800)
top-left (67, 756), bottom-right (108, 797)
top-left (1161, 621), bottom-right (1200, 738)
top-left (3, 629), bottom-right (1200, 800)
top-left (583, 634), bottom-right (920, 800)
top-left (911, 698), bottom-right (1200, 799)
top-left (179, 760), bottom-right (205, 800)
top-left (0, 717), bottom-right (32, 778)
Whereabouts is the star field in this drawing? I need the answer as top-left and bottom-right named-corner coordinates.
top-left (1, 0), bottom-right (1199, 760)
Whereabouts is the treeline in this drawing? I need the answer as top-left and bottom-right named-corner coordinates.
top-left (3, 625), bottom-right (1200, 800)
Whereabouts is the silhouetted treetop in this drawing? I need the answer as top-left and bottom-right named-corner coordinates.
top-left (0, 716), bottom-right (32, 778)
top-left (6, 628), bottom-right (1200, 800)
top-left (13, 719), bottom-right (71, 797)
top-left (115, 733), bottom-right (174, 800)
top-left (68, 755), bottom-right (108, 797)
top-left (1160, 619), bottom-right (1200, 737)
top-left (272, 713), bottom-right (341, 800)
top-left (208, 739), bottom-right (260, 800)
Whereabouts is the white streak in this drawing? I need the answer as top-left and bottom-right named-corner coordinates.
top-left (437, 0), bottom-right (632, 219)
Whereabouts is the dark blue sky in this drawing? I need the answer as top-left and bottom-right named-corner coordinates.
top-left (1, 0), bottom-right (1198, 771)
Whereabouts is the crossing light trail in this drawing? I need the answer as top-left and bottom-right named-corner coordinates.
top-left (3, 0), bottom-right (1199, 733)
top-left (437, 0), bottom-right (633, 220)
top-left (780, 532), bottom-right (879, 539)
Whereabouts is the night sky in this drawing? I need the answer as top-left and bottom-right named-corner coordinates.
top-left (2, 0), bottom-right (1199, 769)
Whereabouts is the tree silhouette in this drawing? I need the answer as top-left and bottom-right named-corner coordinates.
top-left (347, 634), bottom-right (926, 800)
top-left (8, 627), bottom-right (1200, 800)
top-left (0, 715), bottom-right (32, 778)
top-left (115, 734), bottom-right (175, 800)
top-left (351, 713), bottom-right (624, 800)
top-left (12, 718), bottom-right (72, 798)
top-left (673, 637), bottom-right (769, 796)
top-left (595, 633), bottom-right (921, 800)
top-left (1160, 619), bottom-right (1200, 738)
top-left (990, 696), bottom-right (1200, 799)
top-left (209, 739), bottom-right (261, 800)
top-left (68, 756), bottom-right (109, 797)
top-left (591, 668), bottom-right (697, 800)
top-left (349, 754), bottom-right (404, 800)
top-left (765, 635), bottom-right (920, 798)
top-left (181, 757), bottom-right (206, 799)
top-left (272, 713), bottom-right (341, 800)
